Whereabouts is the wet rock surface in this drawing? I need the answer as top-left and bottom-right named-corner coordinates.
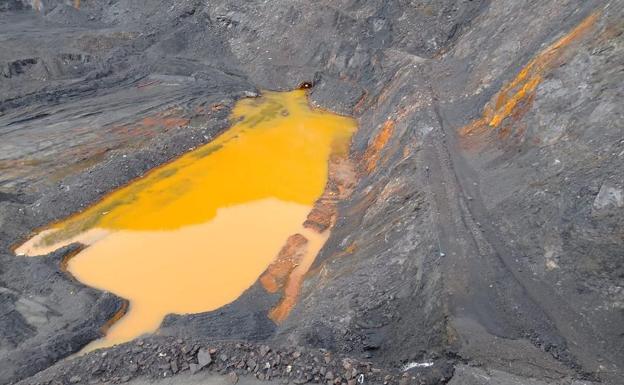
top-left (1, 0), bottom-right (623, 384)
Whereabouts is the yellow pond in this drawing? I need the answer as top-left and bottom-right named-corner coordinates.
top-left (16, 90), bottom-right (356, 350)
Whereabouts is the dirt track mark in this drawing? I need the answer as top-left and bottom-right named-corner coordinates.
top-left (424, 10), bottom-right (616, 376)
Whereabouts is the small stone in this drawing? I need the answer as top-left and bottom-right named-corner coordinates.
top-left (325, 371), bottom-right (334, 380)
top-left (120, 375), bottom-right (131, 383)
top-left (189, 363), bottom-right (201, 375)
top-left (259, 345), bottom-right (271, 357)
top-left (220, 354), bottom-right (229, 362)
top-left (247, 358), bottom-right (257, 371)
top-left (128, 363), bottom-right (139, 373)
top-left (348, 380), bottom-right (356, 385)
top-left (292, 351), bottom-right (301, 359)
top-left (227, 371), bottom-right (239, 384)
top-left (197, 348), bottom-right (212, 368)
top-left (593, 183), bottom-right (623, 210)
top-left (90, 365), bottom-right (104, 375)
top-left (69, 376), bottom-right (81, 384)
top-left (171, 360), bottom-right (179, 374)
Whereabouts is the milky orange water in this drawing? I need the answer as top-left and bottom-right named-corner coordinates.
top-left (16, 90), bottom-right (356, 350)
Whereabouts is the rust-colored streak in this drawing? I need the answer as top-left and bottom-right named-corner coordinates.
top-left (267, 228), bottom-right (328, 323)
top-left (140, 116), bottom-right (189, 129)
top-left (353, 89), bottom-right (369, 115)
top-left (267, 155), bottom-right (359, 323)
top-left (59, 246), bottom-right (86, 273)
top-left (363, 119), bottom-right (395, 173)
top-left (101, 301), bottom-right (128, 334)
top-left (459, 12), bottom-right (600, 144)
top-left (303, 201), bottom-right (335, 233)
top-left (303, 155), bottom-right (358, 232)
top-left (344, 243), bottom-right (357, 255)
top-left (140, 109), bottom-right (190, 130)
top-left (259, 234), bottom-right (309, 293)
top-left (74, 0), bottom-right (80, 9)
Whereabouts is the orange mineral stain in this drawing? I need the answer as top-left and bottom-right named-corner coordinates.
top-left (363, 119), bottom-right (395, 173)
top-left (459, 12), bottom-right (599, 144)
top-left (263, 153), bottom-right (360, 322)
top-left (268, 228), bottom-right (329, 323)
top-left (16, 90), bottom-right (356, 350)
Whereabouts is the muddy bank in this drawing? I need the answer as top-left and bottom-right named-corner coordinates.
top-left (1, 0), bottom-right (623, 384)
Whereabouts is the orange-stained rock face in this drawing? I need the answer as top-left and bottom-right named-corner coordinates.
top-left (268, 228), bottom-right (329, 323)
top-left (303, 201), bottom-right (335, 233)
top-left (260, 234), bottom-right (309, 294)
top-left (363, 119), bottom-right (395, 173)
top-left (304, 155), bottom-right (358, 232)
top-left (267, 154), bottom-right (359, 323)
top-left (459, 12), bottom-right (599, 149)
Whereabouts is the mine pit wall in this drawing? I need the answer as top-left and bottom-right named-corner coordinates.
top-left (1, 0), bottom-right (622, 383)
top-left (277, 0), bottom-right (623, 383)
top-left (276, 48), bottom-right (455, 368)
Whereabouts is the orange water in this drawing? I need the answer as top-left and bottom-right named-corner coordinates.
top-left (16, 90), bottom-right (356, 350)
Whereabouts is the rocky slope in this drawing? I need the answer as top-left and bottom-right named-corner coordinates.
top-left (0, 0), bottom-right (622, 384)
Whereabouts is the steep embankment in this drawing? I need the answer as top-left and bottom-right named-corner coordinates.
top-left (0, 1), bottom-right (622, 384)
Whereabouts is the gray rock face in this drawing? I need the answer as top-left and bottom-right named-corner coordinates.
top-left (0, 0), bottom-right (623, 384)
